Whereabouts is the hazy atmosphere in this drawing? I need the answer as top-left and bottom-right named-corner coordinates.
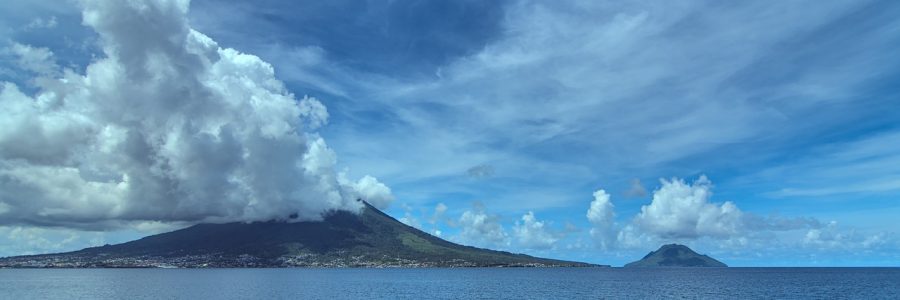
top-left (1, 0), bottom-right (899, 267)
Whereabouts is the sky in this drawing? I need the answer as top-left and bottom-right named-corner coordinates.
top-left (0, 0), bottom-right (898, 267)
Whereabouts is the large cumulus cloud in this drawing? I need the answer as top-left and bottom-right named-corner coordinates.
top-left (634, 176), bottom-right (742, 239)
top-left (0, 0), bottom-right (392, 229)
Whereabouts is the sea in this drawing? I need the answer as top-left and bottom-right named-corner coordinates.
top-left (1, 267), bottom-right (897, 299)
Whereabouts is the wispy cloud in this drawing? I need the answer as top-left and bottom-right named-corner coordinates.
top-left (309, 0), bottom-right (900, 214)
top-left (762, 131), bottom-right (900, 198)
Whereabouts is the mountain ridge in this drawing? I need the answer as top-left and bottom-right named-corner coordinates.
top-left (0, 201), bottom-right (601, 268)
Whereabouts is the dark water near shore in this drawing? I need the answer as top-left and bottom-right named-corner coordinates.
top-left (1, 267), bottom-right (897, 299)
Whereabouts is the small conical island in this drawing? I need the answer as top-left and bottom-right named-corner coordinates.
top-left (625, 244), bottom-right (727, 267)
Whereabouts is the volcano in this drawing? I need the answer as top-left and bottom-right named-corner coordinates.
top-left (624, 244), bottom-right (726, 267)
top-left (0, 201), bottom-right (597, 268)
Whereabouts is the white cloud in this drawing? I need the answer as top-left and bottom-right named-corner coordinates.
top-left (24, 16), bottom-right (58, 30)
top-left (343, 175), bottom-right (394, 209)
top-left (615, 224), bottom-right (656, 250)
top-left (298, 95), bottom-right (329, 130)
top-left (131, 221), bottom-right (187, 235)
top-left (804, 221), bottom-right (843, 248)
top-left (513, 211), bottom-right (558, 250)
top-left (587, 189), bottom-right (615, 225)
top-left (456, 204), bottom-right (508, 248)
top-left (801, 221), bottom-right (895, 251)
top-left (466, 164), bottom-right (495, 178)
top-left (587, 189), bottom-right (616, 249)
top-left (6, 42), bottom-right (58, 76)
top-left (0, 226), bottom-right (99, 257)
top-left (625, 179), bottom-right (647, 198)
top-left (634, 176), bottom-right (743, 239)
top-left (620, 176), bottom-right (827, 249)
top-left (398, 211), bottom-right (421, 230)
top-left (394, 202), bottom-right (449, 234)
top-left (0, 0), bottom-right (391, 229)
top-left (429, 202), bottom-right (448, 225)
top-left (579, 177), bottom-right (855, 258)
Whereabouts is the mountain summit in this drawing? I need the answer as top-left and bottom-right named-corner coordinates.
top-left (625, 244), bottom-right (727, 267)
top-left (0, 201), bottom-right (596, 268)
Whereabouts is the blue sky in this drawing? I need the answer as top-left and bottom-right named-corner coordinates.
top-left (1, 0), bottom-right (899, 266)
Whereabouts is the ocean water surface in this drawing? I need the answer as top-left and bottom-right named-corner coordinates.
top-left (1, 267), bottom-right (897, 299)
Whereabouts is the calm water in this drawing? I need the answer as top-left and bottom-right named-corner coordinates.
top-left (0, 268), bottom-right (897, 299)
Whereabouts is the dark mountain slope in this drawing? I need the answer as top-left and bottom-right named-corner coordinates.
top-left (1, 201), bottom-right (598, 268)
